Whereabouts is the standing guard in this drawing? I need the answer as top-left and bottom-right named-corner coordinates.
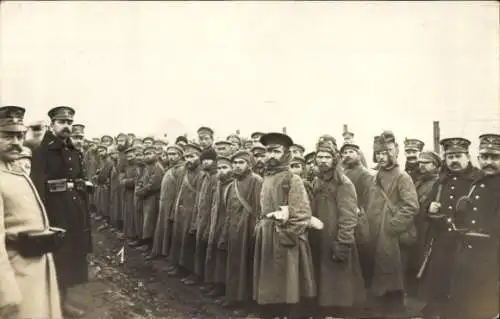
top-left (30, 106), bottom-right (92, 317)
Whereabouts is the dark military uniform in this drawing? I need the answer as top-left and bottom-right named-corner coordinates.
top-left (30, 107), bottom-right (92, 293)
top-left (419, 138), bottom-right (481, 317)
top-left (446, 135), bottom-right (500, 319)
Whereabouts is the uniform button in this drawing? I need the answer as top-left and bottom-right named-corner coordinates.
top-left (451, 186), bottom-right (455, 190)
top-left (68, 157), bottom-right (72, 161)
top-left (69, 168), bottom-right (73, 171)
top-left (475, 195), bottom-right (480, 199)
top-left (453, 177), bottom-right (457, 181)
top-left (448, 206), bottom-right (453, 210)
top-left (473, 207), bottom-right (478, 211)
top-left (480, 184), bottom-right (485, 188)
top-left (471, 220), bottom-right (476, 224)
top-left (450, 195), bottom-right (454, 199)
top-left (73, 196), bottom-right (77, 200)
top-left (467, 245), bottom-right (472, 249)
top-left (447, 228), bottom-right (452, 232)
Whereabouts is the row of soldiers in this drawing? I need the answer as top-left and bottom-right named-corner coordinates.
top-left (20, 107), bottom-right (500, 319)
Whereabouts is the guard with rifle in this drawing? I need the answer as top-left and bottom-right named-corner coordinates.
top-left (418, 137), bottom-right (480, 319)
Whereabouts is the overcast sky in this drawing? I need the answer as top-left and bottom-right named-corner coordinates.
top-left (1, 1), bottom-right (498, 154)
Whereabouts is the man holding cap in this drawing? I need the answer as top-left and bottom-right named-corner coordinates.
top-left (0, 106), bottom-right (62, 319)
top-left (31, 106), bottom-right (92, 317)
top-left (445, 134), bottom-right (500, 319)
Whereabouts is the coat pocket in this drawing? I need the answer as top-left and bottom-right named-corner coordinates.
top-left (275, 224), bottom-right (298, 248)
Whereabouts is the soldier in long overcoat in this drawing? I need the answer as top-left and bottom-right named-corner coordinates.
top-left (364, 132), bottom-right (418, 317)
top-left (444, 134), bottom-right (500, 319)
top-left (310, 145), bottom-right (365, 317)
top-left (121, 147), bottom-right (141, 243)
top-left (150, 145), bottom-right (184, 260)
top-left (253, 133), bottom-right (316, 318)
top-left (0, 106), bottom-right (62, 319)
top-left (30, 106), bottom-right (92, 317)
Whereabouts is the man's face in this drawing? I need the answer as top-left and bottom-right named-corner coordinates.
top-left (71, 135), bottom-right (84, 151)
top-left (97, 148), bottom-right (107, 158)
top-left (126, 152), bottom-right (136, 162)
top-left (232, 158), bottom-right (249, 176)
top-left (0, 131), bottom-right (25, 162)
top-left (198, 134), bottom-right (213, 149)
top-left (477, 153), bottom-right (500, 175)
top-left (377, 143), bottom-right (398, 168)
top-left (160, 152), bottom-right (168, 163)
top-left (110, 151), bottom-right (119, 161)
top-left (217, 162), bottom-right (232, 180)
top-left (215, 144), bottom-right (230, 154)
top-left (445, 152), bottom-right (470, 172)
top-left (418, 161), bottom-right (437, 175)
top-left (52, 119), bottom-right (72, 139)
top-left (135, 152), bottom-right (144, 164)
top-left (176, 141), bottom-right (187, 148)
top-left (144, 151), bottom-right (156, 163)
top-left (102, 137), bottom-right (113, 147)
top-left (228, 136), bottom-right (240, 147)
top-left (243, 142), bottom-right (253, 150)
top-left (134, 139), bottom-right (143, 147)
top-left (30, 126), bottom-right (45, 139)
top-left (405, 149), bottom-right (420, 163)
top-left (289, 162), bottom-right (304, 176)
top-left (290, 147), bottom-right (303, 158)
top-left (201, 158), bottom-right (215, 170)
top-left (184, 152), bottom-right (200, 168)
top-left (316, 151), bottom-right (334, 170)
top-left (116, 136), bottom-right (127, 150)
top-left (155, 145), bottom-right (164, 155)
top-left (342, 148), bottom-right (360, 166)
top-left (265, 145), bottom-right (285, 166)
top-left (252, 135), bottom-right (263, 145)
top-left (229, 143), bottom-right (239, 153)
top-left (13, 158), bottom-right (31, 175)
top-left (167, 151), bottom-right (181, 163)
top-left (143, 139), bottom-right (154, 147)
top-left (306, 160), bottom-right (315, 175)
top-left (253, 152), bottom-right (266, 165)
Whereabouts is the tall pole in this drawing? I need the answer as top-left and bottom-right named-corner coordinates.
top-left (343, 124), bottom-right (348, 134)
top-left (282, 127), bottom-right (287, 134)
top-left (236, 129), bottom-right (240, 135)
top-left (433, 121), bottom-right (440, 153)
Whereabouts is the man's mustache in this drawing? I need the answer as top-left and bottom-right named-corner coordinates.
top-left (450, 162), bottom-right (461, 168)
top-left (61, 127), bottom-right (71, 133)
top-left (7, 145), bottom-right (23, 153)
top-left (483, 164), bottom-right (497, 170)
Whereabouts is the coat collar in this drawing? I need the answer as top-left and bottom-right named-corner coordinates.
top-left (42, 130), bottom-right (76, 150)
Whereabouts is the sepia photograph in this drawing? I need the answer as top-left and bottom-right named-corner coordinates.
top-left (0, 1), bottom-right (499, 318)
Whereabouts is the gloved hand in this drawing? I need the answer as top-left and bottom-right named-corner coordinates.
top-left (308, 216), bottom-right (324, 230)
top-left (331, 241), bottom-right (351, 262)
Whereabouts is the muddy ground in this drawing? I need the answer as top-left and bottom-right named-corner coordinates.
top-left (68, 219), bottom-right (236, 319)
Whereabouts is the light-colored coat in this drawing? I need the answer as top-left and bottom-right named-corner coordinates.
top-left (0, 161), bottom-right (62, 319)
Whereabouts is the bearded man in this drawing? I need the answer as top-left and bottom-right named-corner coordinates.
top-left (444, 134), bottom-right (500, 319)
top-left (0, 106), bottom-right (62, 319)
top-left (227, 134), bottom-right (242, 153)
top-left (31, 106), bottom-right (92, 317)
top-left (218, 150), bottom-right (262, 317)
top-left (419, 138), bottom-right (480, 319)
top-left (115, 133), bottom-right (130, 231)
top-left (191, 148), bottom-right (219, 287)
top-left (168, 144), bottom-right (204, 282)
top-left (309, 143), bottom-right (365, 318)
top-left (251, 144), bottom-right (266, 177)
top-left (364, 131), bottom-right (419, 318)
top-left (340, 142), bottom-right (374, 285)
top-left (150, 145), bottom-right (184, 261)
top-left (95, 144), bottom-right (113, 227)
top-left (204, 156), bottom-right (235, 299)
top-left (404, 138), bottom-right (425, 183)
top-left (101, 135), bottom-right (114, 147)
top-left (253, 133), bottom-right (316, 319)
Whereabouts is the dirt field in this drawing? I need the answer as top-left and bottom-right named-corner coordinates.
top-left (68, 220), bottom-right (236, 319)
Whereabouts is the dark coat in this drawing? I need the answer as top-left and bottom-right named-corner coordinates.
top-left (446, 172), bottom-right (500, 319)
top-left (30, 130), bottom-right (92, 288)
top-left (419, 165), bottom-right (481, 305)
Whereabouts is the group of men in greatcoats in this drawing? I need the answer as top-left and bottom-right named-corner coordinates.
top-left (0, 103), bottom-right (498, 319)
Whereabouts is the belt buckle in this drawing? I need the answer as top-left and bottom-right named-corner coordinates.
top-left (47, 179), bottom-right (68, 192)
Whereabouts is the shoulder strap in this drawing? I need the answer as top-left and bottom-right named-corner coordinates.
top-left (222, 183), bottom-right (232, 208)
top-left (280, 171), bottom-right (293, 206)
top-left (375, 173), bottom-right (397, 213)
top-left (234, 180), bottom-right (253, 213)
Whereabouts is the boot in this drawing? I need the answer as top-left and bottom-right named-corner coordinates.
top-left (62, 302), bottom-right (86, 318)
